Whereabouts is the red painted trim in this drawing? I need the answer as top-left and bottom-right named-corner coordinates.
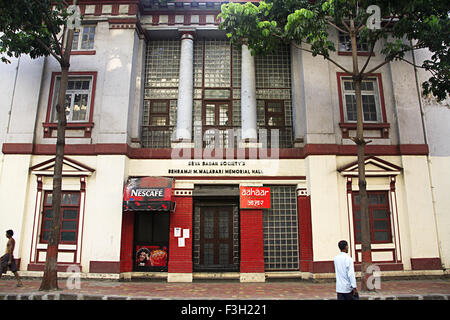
top-left (168, 196), bottom-right (193, 273)
top-left (298, 195), bottom-right (313, 272)
top-left (240, 209), bottom-right (265, 273)
top-left (338, 51), bottom-right (375, 57)
top-left (2, 143), bottom-right (430, 158)
top-left (71, 50), bottom-right (96, 55)
top-left (119, 211), bottom-right (134, 273)
top-left (90, 261), bottom-right (120, 273)
top-left (410, 258), bottom-right (442, 270)
top-left (27, 263), bottom-right (82, 272)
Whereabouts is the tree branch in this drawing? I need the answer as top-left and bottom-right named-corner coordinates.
top-left (34, 38), bottom-right (62, 64)
top-left (326, 19), bottom-right (348, 34)
top-left (291, 41), bottom-right (352, 74)
top-left (360, 37), bottom-right (377, 74)
top-left (364, 42), bottom-right (426, 75)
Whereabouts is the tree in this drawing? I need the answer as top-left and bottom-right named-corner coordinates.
top-left (219, 0), bottom-right (449, 291)
top-left (0, 0), bottom-right (80, 291)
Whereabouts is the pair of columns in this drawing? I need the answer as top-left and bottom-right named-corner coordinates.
top-left (175, 32), bottom-right (257, 142)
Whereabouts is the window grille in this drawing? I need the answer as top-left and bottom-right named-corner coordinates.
top-left (141, 40), bottom-right (180, 148)
top-left (263, 185), bottom-right (299, 270)
top-left (255, 46), bottom-right (293, 148)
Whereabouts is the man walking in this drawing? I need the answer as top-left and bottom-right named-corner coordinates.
top-left (334, 240), bottom-right (358, 300)
top-left (0, 230), bottom-right (23, 287)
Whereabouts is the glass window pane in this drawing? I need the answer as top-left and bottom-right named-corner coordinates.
top-left (219, 104), bottom-right (229, 126)
top-left (62, 193), bottom-right (80, 205)
top-left (205, 104), bottom-right (215, 125)
top-left (374, 231), bottom-right (389, 241)
top-left (72, 94), bottom-right (88, 121)
top-left (61, 232), bottom-right (77, 242)
top-left (42, 231), bottom-right (50, 241)
top-left (63, 209), bottom-right (78, 220)
top-left (44, 209), bottom-right (53, 218)
top-left (345, 95), bottom-right (357, 121)
top-left (267, 115), bottom-right (284, 127)
top-left (373, 209), bottom-right (388, 219)
top-left (267, 101), bottom-right (283, 113)
top-left (62, 221), bottom-right (77, 231)
top-left (151, 102), bottom-right (167, 113)
top-left (43, 220), bottom-right (52, 229)
top-left (45, 194), bottom-right (53, 205)
top-left (151, 116), bottom-right (167, 126)
top-left (374, 220), bottom-right (388, 230)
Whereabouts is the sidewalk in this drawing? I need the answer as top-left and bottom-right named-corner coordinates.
top-left (1, 277), bottom-right (450, 300)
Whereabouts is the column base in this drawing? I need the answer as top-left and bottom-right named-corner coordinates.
top-left (168, 273), bottom-right (193, 283)
top-left (239, 273), bottom-right (266, 283)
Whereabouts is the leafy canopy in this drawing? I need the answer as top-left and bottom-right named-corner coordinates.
top-left (219, 0), bottom-right (450, 101)
top-left (0, 0), bottom-right (75, 64)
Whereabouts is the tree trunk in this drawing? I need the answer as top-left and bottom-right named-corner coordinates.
top-left (39, 23), bottom-right (75, 291)
top-left (350, 19), bottom-right (373, 292)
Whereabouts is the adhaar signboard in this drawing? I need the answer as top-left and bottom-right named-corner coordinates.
top-left (240, 186), bottom-right (271, 209)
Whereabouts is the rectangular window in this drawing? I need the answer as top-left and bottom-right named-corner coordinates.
top-left (72, 26), bottom-right (95, 50)
top-left (40, 192), bottom-right (80, 244)
top-left (338, 31), bottom-right (369, 52)
top-left (352, 191), bottom-right (392, 244)
top-left (263, 185), bottom-right (299, 271)
top-left (255, 45), bottom-right (293, 148)
top-left (51, 76), bottom-right (93, 123)
top-left (340, 77), bottom-right (382, 123)
top-left (141, 40), bottom-right (180, 148)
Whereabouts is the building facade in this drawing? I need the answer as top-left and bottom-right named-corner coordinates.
top-left (0, 0), bottom-right (448, 282)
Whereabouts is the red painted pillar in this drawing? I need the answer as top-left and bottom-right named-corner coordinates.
top-left (297, 189), bottom-right (313, 272)
top-left (240, 209), bottom-right (265, 280)
top-left (168, 193), bottom-right (193, 280)
top-left (119, 212), bottom-right (134, 273)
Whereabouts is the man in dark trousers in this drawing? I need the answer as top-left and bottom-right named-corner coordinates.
top-left (334, 240), bottom-right (358, 300)
top-left (0, 230), bottom-right (23, 287)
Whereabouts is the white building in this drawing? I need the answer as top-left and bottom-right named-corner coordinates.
top-left (0, 0), bottom-right (448, 282)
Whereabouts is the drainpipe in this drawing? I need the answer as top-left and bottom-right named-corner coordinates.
top-left (411, 41), bottom-right (445, 270)
top-left (6, 56), bottom-right (20, 134)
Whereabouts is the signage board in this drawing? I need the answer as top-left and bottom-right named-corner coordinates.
top-left (123, 177), bottom-right (174, 212)
top-left (240, 186), bottom-right (271, 209)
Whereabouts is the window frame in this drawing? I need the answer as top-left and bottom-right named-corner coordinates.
top-left (337, 72), bottom-right (389, 139)
top-left (71, 25), bottom-right (96, 55)
top-left (40, 191), bottom-right (81, 245)
top-left (337, 31), bottom-right (373, 56)
top-left (43, 71), bottom-right (97, 138)
top-left (351, 191), bottom-right (393, 244)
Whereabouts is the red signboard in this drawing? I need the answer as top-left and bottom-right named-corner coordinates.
top-left (240, 186), bottom-right (271, 209)
top-left (123, 177), bottom-right (174, 212)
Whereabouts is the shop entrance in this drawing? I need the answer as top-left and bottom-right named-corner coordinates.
top-left (133, 212), bottom-right (170, 271)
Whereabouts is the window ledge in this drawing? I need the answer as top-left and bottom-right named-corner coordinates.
top-left (71, 50), bottom-right (96, 55)
top-left (339, 122), bottom-right (390, 139)
top-left (43, 122), bottom-right (94, 138)
top-left (338, 51), bottom-right (375, 56)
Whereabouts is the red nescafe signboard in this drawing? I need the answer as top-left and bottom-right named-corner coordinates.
top-left (240, 186), bottom-right (271, 209)
top-left (123, 177), bottom-right (174, 212)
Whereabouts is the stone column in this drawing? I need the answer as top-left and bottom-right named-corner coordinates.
top-left (175, 32), bottom-right (195, 142)
top-left (241, 44), bottom-right (257, 141)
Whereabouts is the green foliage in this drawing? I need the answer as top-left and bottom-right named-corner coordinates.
top-left (0, 0), bottom-right (73, 63)
top-left (219, 0), bottom-right (449, 101)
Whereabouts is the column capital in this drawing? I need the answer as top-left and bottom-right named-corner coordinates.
top-left (179, 30), bottom-right (195, 40)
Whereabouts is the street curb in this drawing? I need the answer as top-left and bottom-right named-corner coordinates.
top-left (0, 292), bottom-right (449, 300)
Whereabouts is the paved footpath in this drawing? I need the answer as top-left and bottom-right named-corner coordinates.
top-left (1, 277), bottom-right (450, 300)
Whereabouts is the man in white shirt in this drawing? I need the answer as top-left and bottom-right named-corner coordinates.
top-left (334, 240), bottom-right (358, 300)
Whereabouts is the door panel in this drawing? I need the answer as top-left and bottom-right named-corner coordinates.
top-left (197, 206), bottom-right (236, 270)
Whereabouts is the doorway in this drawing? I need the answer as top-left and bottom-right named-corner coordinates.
top-left (193, 201), bottom-right (239, 272)
top-left (133, 212), bottom-right (170, 271)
